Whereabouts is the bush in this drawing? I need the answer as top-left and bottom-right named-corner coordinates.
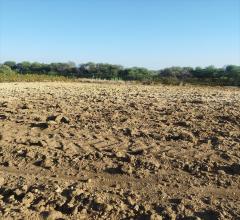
top-left (0, 64), bottom-right (15, 75)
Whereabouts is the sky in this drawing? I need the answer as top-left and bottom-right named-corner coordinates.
top-left (0, 0), bottom-right (239, 69)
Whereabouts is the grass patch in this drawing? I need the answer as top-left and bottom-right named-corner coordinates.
top-left (0, 73), bottom-right (73, 82)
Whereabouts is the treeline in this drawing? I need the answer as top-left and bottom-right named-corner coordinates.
top-left (1, 61), bottom-right (240, 86)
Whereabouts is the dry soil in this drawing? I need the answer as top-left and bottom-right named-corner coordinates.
top-left (0, 82), bottom-right (239, 220)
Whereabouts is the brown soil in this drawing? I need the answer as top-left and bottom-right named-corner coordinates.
top-left (0, 82), bottom-right (239, 220)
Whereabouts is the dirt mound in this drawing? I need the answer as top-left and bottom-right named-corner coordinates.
top-left (0, 82), bottom-right (239, 219)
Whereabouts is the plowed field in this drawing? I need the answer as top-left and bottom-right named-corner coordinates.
top-left (0, 82), bottom-right (239, 220)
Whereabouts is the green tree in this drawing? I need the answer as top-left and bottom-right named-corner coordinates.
top-left (0, 64), bottom-right (15, 75)
top-left (226, 65), bottom-right (240, 80)
top-left (119, 67), bottom-right (151, 81)
top-left (16, 61), bottom-right (31, 74)
top-left (30, 62), bottom-right (44, 73)
top-left (3, 61), bottom-right (16, 69)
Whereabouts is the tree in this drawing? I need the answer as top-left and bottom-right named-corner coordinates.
top-left (0, 64), bottom-right (15, 75)
top-left (3, 61), bottom-right (16, 69)
top-left (225, 65), bottom-right (240, 80)
top-left (204, 65), bottom-right (217, 78)
top-left (119, 67), bottom-right (151, 81)
top-left (95, 64), bottom-right (122, 79)
top-left (49, 63), bottom-right (71, 76)
top-left (159, 67), bottom-right (183, 78)
top-left (78, 62), bottom-right (97, 78)
top-left (30, 62), bottom-right (44, 73)
top-left (180, 67), bottom-right (193, 79)
top-left (15, 61), bottom-right (31, 74)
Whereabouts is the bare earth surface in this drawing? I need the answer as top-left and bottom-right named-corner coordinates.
top-left (0, 82), bottom-right (239, 220)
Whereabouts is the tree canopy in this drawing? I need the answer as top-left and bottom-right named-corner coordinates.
top-left (1, 61), bottom-right (240, 86)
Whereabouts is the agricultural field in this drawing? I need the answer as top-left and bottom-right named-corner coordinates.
top-left (0, 82), bottom-right (239, 220)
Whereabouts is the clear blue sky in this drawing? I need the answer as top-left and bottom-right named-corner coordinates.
top-left (0, 0), bottom-right (239, 69)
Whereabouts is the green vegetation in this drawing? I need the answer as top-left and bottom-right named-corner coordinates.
top-left (0, 64), bottom-right (70, 82)
top-left (1, 61), bottom-right (240, 86)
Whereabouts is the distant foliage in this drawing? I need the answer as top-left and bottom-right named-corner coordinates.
top-left (1, 61), bottom-right (240, 86)
top-left (0, 65), bottom-right (14, 74)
